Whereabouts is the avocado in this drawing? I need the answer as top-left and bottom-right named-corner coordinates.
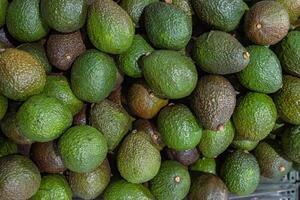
top-left (274, 75), bottom-right (300, 125)
top-left (16, 95), bottom-right (73, 142)
top-left (6, 0), bottom-right (49, 42)
top-left (231, 138), bottom-right (259, 151)
top-left (244, 1), bottom-right (290, 45)
top-left (30, 141), bottom-right (66, 173)
top-left (142, 50), bottom-right (198, 99)
top-left (0, 137), bottom-right (17, 157)
top-left (188, 173), bottom-right (228, 200)
top-left (149, 160), bottom-right (191, 200)
top-left (254, 140), bottom-right (292, 179)
top-left (198, 120), bottom-right (235, 158)
top-left (166, 147), bottom-right (199, 166)
top-left (281, 125), bottom-right (300, 163)
top-left (190, 157), bottom-right (216, 174)
top-left (193, 31), bottom-right (250, 75)
top-left (127, 81), bottom-right (168, 119)
top-left (191, 75), bottom-right (236, 131)
top-left (220, 150), bottom-right (260, 195)
top-left (144, 1), bottom-right (192, 50)
top-left (0, 48), bottom-right (46, 101)
top-left (90, 99), bottom-right (134, 152)
top-left (71, 49), bottom-right (117, 103)
top-left (120, 0), bottom-right (159, 27)
top-left (0, 155), bottom-right (41, 200)
top-left (47, 31), bottom-right (86, 71)
top-left (0, 95), bottom-right (7, 120)
top-left (87, 0), bottom-right (135, 54)
top-left (238, 45), bottom-right (282, 94)
top-left (41, 75), bottom-right (84, 116)
top-left (117, 130), bottom-right (161, 183)
top-left (233, 92), bottom-right (277, 141)
top-left (58, 125), bottom-right (108, 173)
top-left (276, 31), bottom-right (300, 78)
top-left (104, 179), bottom-right (155, 200)
top-left (73, 104), bottom-right (88, 125)
top-left (41, 0), bottom-right (87, 33)
top-left (0, 0), bottom-right (8, 27)
top-left (193, 0), bottom-right (247, 32)
top-left (171, 0), bottom-right (194, 18)
top-left (68, 159), bottom-right (111, 199)
top-left (157, 104), bottom-right (202, 150)
top-left (277, 0), bottom-right (300, 25)
top-left (133, 119), bottom-right (165, 151)
top-left (118, 34), bottom-right (154, 78)
top-left (18, 42), bottom-right (52, 73)
top-left (30, 174), bottom-right (72, 200)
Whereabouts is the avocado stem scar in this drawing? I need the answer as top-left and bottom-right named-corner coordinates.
top-left (279, 166), bottom-right (285, 172)
top-left (256, 23), bottom-right (262, 29)
top-left (243, 51), bottom-right (250, 60)
top-left (174, 175), bottom-right (181, 183)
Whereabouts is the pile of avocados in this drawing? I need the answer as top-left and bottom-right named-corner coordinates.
top-left (0, 0), bottom-right (300, 199)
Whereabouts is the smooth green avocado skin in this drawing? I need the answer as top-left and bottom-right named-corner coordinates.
top-left (71, 49), bottom-right (117, 103)
top-left (144, 2), bottom-right (192, 50)
top-left (6, 0), bottom-right (49, 42)
top-left (87, 0), bottom-right (135, 54)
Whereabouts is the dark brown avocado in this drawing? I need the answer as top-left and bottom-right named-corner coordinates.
top-left (166, 147), bottom-right (199, 166)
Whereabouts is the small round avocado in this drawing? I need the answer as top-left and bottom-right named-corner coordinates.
top-left (220, 150), bottom-right (260, 196)
top-left (68, 159), bottom-right (111, 199)
top-left (158, 104), bottom-right (202, 151)
top-left (30, 174), bottom-right (72, 200)
top-left (166, 147), bottom-right (199, 166)
top-left (244, 1), bottom-right (290, 45)
top-left (144, 1), bottom-right (192, 50)
top-left (104, 180), bottom-right (155, 200)
top-left (233, 92), bottom-right (277, 141)
top-left (6, 0), bottom-right (49, 42)
top-left (0, 95), bottom-right (7, 120)
top-left (31, 141), bottom-right (66, 173)
top-left (142, 50), bottom-right (198, 99)
top-left (231, 139), bottom-right (259, 151)
top-left (0, 155), bottom-right (41, 200)
top-left (188, 173), bottom-right (228, 200)
top-left (150, 160), bottom-right (191, 200)
top-left (71, 49), bottom-right (117, 103)
top-left (46, 31), bottom-right (86, 71)
top-left (58, 125), bottom-right (108, 173)
top-left (0, 0), bottom-right (8, 28)
top-left (0, 137), bottom-right (17, 157)
top-left (238, 45), bottom-right (283, 94)
top-left (0, 48), bottom-right (46, 101)
top-left (41, 0), bottom-right (87, 33)
top-left (282, 125), bottom-right (300, 163)
top-left (16, 95), bottom-right (73, 142)
top-left (190, 157), bottom-right (216, 174)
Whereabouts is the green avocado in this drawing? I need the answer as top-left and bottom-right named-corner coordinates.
top-left (0, 0), bottom-right (8, 28)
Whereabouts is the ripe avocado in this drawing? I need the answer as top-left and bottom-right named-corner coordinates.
top-left (281, 125), bottom-right (300, 163)
top-left (0, 0), bottom-right (8, 28)
top-left (244, 1), bottom-right (290, 45)
top-left (166, 147), bottom-right (199, 166)
top-left (193, 31), bottom-right (250, 74)
top-left (191, 75), bottom-right (236, 131)
top-left (193, 0), bottom-right (248, 32)
top-left (6, 0), bottom-right (49, 42)
top-left (87, 0), bottom-right (135, 54)
top-left (41, 0), bottom-right (87, 33)
top-left (144, 1), bottom-right (192, 50)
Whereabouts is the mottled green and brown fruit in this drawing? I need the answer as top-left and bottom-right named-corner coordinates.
top-left (158, 104), bottom-right (202, 150)
top-left (0, 155), bottom-right (41, 200)
top-left (90, 99), bottom-right (134, 152)
top-left (274, 75), bottom-right (300, 125)
top-left (87, 0), bottom-right (135, 54)
top-left (191, 75), bottom-right (236, 131)
top-left (6, 0), bottom-right (49, 42)
top-left (41, 0), bottom-right (87, 33)
top-left (277, 0), bottom-right (300, 24)
top-left (142, 50), bottom-right (198, 99)
top-left (47, 31), bottom-right (86, 71)
top-left (144, 1), bottom-right (192, 50)
top-left (193, 31), bottom-right (250, 75)
top-left (127, 81), bottom-right (168, 119)
top-left (68, 159), bottom-right (111, 199)
top-left (31, 141), bottom-right (66, 173)
top-left (73, 104), bottom-right (88, 125)
top-left (0, 137), bottom-right (17, 157)
top-left (281, 125), bottom-right (300, 163)
top-left (117, 130), bottom-right (161, 183)
top-left (254, 140), bottom-right (292, 179)
top-left (244, 1), bottom-right (290, 45)
top-left (188, 173), bottom-right (228, 200)
top-left (0, 48), bottom-right (46, 101)
top-left (233, 92), bottom-right (277, 141)
top-left (0, 0), bottom-right (8, 28)
top-left (193, 0), bottom-right (247, 32)
top-left (166, 147), bottom-right (199, 166)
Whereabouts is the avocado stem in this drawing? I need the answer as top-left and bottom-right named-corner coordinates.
top-left (243, 51), bottom-right (250, 60)
top-left (256, 23), bottom-right (262, 29)
top-left (279, 166), bottom-right (285, 172)
top-left (165, 0), bottom-right (172, 4)
top-left (217, 124), bottom-right (225, 132)
top-left (174, 176), bottom-right (181, 183)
